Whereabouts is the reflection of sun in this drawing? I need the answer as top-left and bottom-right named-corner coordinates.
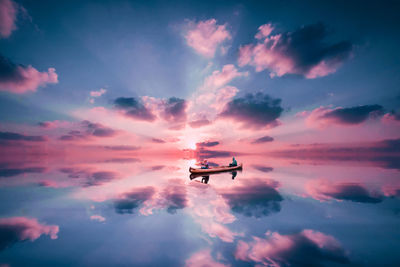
top-left (188, 141), bottom-right (197, 150)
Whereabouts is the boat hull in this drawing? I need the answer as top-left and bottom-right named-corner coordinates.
top-left (189, 163), bottom-right (243, 174)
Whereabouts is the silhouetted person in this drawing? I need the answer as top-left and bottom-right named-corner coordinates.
top-left (229, 157), bottom-right (237, 167)
top-left (231, 171), bottom-right (237, 180)
top-left (201, 175), bottom-right (210, 184)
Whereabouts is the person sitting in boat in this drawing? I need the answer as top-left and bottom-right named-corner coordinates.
top-left (201, 159), bottom-right (209, 169)
top-left (229, 157), bottom-right (237, 167)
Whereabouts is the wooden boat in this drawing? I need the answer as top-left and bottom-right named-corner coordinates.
top-left (189, 163), bottom-right (243, 174)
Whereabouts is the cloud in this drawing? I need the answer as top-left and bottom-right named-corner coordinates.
top-left (114, 97), bottom-right (156, 122)
top-left (239, 22), bottom-right (353, 78)
top-left (271, 138), bottom-right (400, 170)
top-left (185, 19), bottom-right (231, 58)
top-left (220, 179), bottom-right (283, 218)
top-left (189, 118), bottom-right (211, 128)
top-left (114, 186), bottom-right (155, 214)
top-left (38, 120), bottom-right (71, 129)
top-left (252, 135), bottom-right (274, 144)
top-left (59, 167), bottom-right (119, 187)
top-left (161, 97), bottom-right (188, 123)
top-left (306, 179), bottom-right (383, 203)
top-left (90, 215), bottom-right (106, 222)
top-left (190, 65), bottom-right (247, 121)
top-left (0, 131), bottom-right (47, 142)
top-left (159, 179), bottom-right (188, 214)
top-left (59, 120), bottom-right (117, 141)
top-left (0, 167), bottom-right (46, 177)
top-left (252, 165), bottom-right (273, 173)
top-left (90, 88), bottom-right (106, 97)
top-left (0, 54), bottom-right (58, 94)
top-left (151, 138), bottom-right (165, 143)
top-left (0, 217), bottom-right (59, 251)
top-left (0, 0), bottom-right (18, 38)
top-left (89, 88), bottom-right (106, 103)
top-left (102, 145), bottom-right (140, 151)
top-left (235, 230), bottom-right (349, 266)
top-left (219, 92), bottom-right (283, 129)
top-left (196, 141), bottom-right (220, 148)
top-left (306, 105), bottom-right (384, 128)
top-left (185, 249), bottom-right (229, 267)
top-left (382, 111), bottom-right (400, 124)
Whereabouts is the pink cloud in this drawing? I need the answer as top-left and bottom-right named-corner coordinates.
top-left (38, 120), bottom-right (72, 129)
top-left (235, 230), bottom-right (349, 266)
top-left (189, 64), bottom-right (247, 121)
top-left (200, 222), bottom-right (240, 243)
top-left (90, 215), bottom-right (106, 222)
top-left (0, 0), bottom-right (18, 38)
top-left (238, 23), bottom-right (353, 78)
top-left (382, 112), bottom-right (400, 125)
top-left (0, 217), bottom-right (59, 251)
top-left (305, 105), bottom-right (384, 128)
top-left (90, 88), bottom-right (107, 97)
top-left (0, 55), bottom-right (58, 94)
top-left (185, 249), bottom-right (229, 267)
top-left (306, 179), bottom-right (383, 203)
top-left (185, 19), bottom-right (231, 58)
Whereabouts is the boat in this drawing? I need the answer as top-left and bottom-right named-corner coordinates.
top-left (189, 163), bottom-right (243, 174)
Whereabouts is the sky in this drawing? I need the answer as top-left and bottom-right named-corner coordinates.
top-left (0, 0), bottom-right (400, 266)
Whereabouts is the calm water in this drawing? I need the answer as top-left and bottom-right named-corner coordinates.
top-left (0, 154), bottom-right (399, 266)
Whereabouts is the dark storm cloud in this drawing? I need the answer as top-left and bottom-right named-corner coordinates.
top-left (321, 105), bottom-right (384, 125)
top-left (162, 97), bottom-right (187, 123)
top-left (252, 165), bottom-right (273, 173)
top-left (220, 179), bottom-right (283, 218)
top-left (0, 131), bottom-right (47, 142)
top-left (114, 187), bottom-right (155, 214)
top-left (0, 167), bottom-right (46, 177)
top-left (114, 97), bottom-right (156, 122)
top-left (196, 141), bottom-right (220, 147)
top-left (252, 135), bottom-right (274, 144)
top-left (219, 92), bottom-right (283, 129)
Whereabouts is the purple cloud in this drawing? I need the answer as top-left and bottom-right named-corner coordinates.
top-left (0, 0), bottom-right (18, 38)
top-left (0, 167), bottom-right (46, 177)
top-left (0, 131), bottom-right (47, 142)
top-left (219, 92), bottom-right (283, 129)
top-left (114, 97), bottom-right (156, 122)
top-left (252, 135), bottom-right (274, 144)
top-left (239, 22), bottom-right (353, 78)
top-left (188, 118), bottom-right (212, 128)
top-left (235, 229), bottom-right (349, 266)
top-left (114, 186), bottom-right (155, 214)
top-left (161, 97), bottom-right (187, 123)
top-left (0, 54), bottom-right (58, 94)
top-left (0, 217), bottom-right (59, 251)
top-left (220, 179), bottom-right (283, 218)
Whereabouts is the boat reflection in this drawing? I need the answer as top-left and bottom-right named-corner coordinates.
top-left (189, 170), bottom-right (240, 183)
